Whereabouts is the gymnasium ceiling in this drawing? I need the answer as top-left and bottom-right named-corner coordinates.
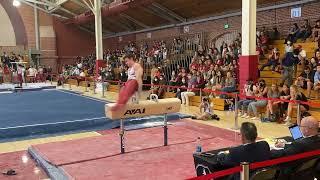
top-left (21, 0), bottom-right (300, 37)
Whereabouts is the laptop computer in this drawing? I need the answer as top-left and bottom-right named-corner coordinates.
top-left (289, 124), bottom-right (304, 140)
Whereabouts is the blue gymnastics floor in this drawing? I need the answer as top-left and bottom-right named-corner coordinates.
top-left (0, 90), bottom-right (188, 141)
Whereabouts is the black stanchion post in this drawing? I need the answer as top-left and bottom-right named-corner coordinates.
top-left (84, 78), bottom-right (88, 92)
top-left (297, 101), bottom-right (301, 125)
top-left (240, 162), bottom-right (249, 180)
top-left (232, 93), bottom-right (239, 130)
top-left (101, 82), bottom-right (105, 98)
top-left (93, 81), bottom-right (96, 94)
top-left (120, 119), bottom-right (125, 154)
top-left (118, 81), bottom-right (121, 93)
top-left (164, 114), bottom-right (168, 146)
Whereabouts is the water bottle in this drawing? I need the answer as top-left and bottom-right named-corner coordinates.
top-left (195, 137), bottom-right (202, 154)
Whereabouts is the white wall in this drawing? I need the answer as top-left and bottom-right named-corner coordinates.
top-left (0, 4), bottom-right (16, 46)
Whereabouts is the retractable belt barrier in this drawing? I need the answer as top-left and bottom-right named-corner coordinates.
top-left (99, 79), bottom-right (320, 108)
top-left (187, 149), bottom-right (320, 180)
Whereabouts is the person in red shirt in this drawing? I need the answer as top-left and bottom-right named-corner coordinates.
top-left (189, 58), bottom-right (199, 72)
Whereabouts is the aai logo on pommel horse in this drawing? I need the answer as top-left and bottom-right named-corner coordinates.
top-left (123, 108), bottom-right (146, 116)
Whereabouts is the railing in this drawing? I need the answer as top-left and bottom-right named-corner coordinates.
top-left (188, 149), bottom-right (320, 180)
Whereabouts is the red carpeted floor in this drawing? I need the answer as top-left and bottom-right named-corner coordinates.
top-left (0, 151), bottom-right (48, 180)
top-left (31, 120), bottom-right (241, 180)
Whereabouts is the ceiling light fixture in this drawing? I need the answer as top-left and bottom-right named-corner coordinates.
top-left (13, 0), bottom-right (21, 7)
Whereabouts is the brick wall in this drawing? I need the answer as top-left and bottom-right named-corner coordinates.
top-left (4, 0), bottom-right (320, 72)
top-left (112, 0), bottom-right (320, 46)
top-left (16, 4), bottom-right (35, 49)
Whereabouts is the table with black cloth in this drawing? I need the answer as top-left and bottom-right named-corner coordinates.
top-left (193, 137), bottom-right (293, 177)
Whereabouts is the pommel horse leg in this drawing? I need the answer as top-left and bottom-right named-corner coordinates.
top-left (120, 118), bottom-right (125, 154)
top-left (164, 114), bottom-right (168, 146)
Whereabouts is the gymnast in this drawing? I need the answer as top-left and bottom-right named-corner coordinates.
top-left (111, 54), bottom-right (143, 111)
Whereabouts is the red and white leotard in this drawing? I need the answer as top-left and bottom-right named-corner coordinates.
top-left (127, 66), bottom-right (136, 80)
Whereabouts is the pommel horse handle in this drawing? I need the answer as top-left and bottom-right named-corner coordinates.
top-left (149, 94), bottom-right (158, 102)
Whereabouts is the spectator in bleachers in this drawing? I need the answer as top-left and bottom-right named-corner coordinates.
top-left (220, 71), bottom-right (237, 97)
top-left (260, 31), bottom-right (269, 54)
top-left (279, 84), bottom-right (291, 119)
top-left (281, 49), bottom-right (300, 86)
top-left (150, 65), bottom-right (158, 83)
top-left (151, 74), bottom-right (166, 99)
top-left (246, 79), bottom-right (268, 120)
top-left (312, 20), bottom-right (320, 43)
top-left (297, 45), bottom-right (307, 69)
top-left (310, 57), bottom-right (319, 72)
top-left (297, 19), bottom-right (312, 42)
top-left (214, 70), bottom-right (224, 92)
top-left (168, 70), bottom-right (178, 92)
top-left (285, 41), bottom-right (294, 53)
top-left (239, 79), bottom-right (257, 117)
top-left (204, 70), bottom-right (217, 98)
top-left (181, 73), bottom-right (196, 106)
top-left (284, 85), bottom-right (309, 125)
top-left (175, 76), bottom-right (188, 102)
top-left (285, 23), bottom-right (300, 43)
top-left (195, 71), bottom-right (205, 89)
top-left (270, 26), bottom-right (280, 41)
top-left (314, 65), bottom-right (320, 99)
top-left (118, 66), bottom-right (127, 82)
top-left (295, 66), bottom-right (314, 99)
top-left (259, 48), bottom-right (280, 72)
top-left (266, 83), bottom-right (281, 122)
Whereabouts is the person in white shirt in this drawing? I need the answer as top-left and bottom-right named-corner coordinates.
top-left (28, 66), bottom-right (37, 83)
top-left (79, 71), bottom-right (86, 77)
top-left (285, 41), bottom-right (294, 54)
top-left (297, 45), bottom-right (307, 69)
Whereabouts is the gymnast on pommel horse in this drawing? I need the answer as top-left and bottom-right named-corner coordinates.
top-left (111, 53), bottom-right (143, 111)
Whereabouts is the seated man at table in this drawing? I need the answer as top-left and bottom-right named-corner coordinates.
top-left (271, 116), bottom-right (320, 179)
top-left (218, 122), bottom-right (270, 167)
top-left (271, 116), bottom-right (320, 158)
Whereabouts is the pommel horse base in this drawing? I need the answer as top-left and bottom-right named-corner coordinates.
top-left (105, 95), bottom-right (181, 154)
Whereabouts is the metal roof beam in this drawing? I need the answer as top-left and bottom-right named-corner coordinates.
top-left (19, 0), bottom-right (50, 13)
top-left (70, 0), bottom-right (90, 10)
top-left (106, 18), bottom-right (133, 31)
top-left (142, 6), bottom-right (177, 23)
top-left (23, 0), bottom-right (54, 6)
top-left (151, 2), bottom-right (186, 22)
top-left (42, 0), bottom-right (77, 16)
top-left (119, 13), bottom-right (150, 28)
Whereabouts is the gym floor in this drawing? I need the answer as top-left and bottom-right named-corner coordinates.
top-left (0, 84), bottom-right (291, 179)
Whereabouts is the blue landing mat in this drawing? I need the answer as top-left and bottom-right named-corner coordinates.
top-left (0, 90), bottom-right (189, 141)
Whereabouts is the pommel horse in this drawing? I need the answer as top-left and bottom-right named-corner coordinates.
top-left (105, 94), bottom-right (181, 153)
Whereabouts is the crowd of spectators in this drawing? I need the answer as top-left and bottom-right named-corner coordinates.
top-left (0, 52), bottom-right (52, 85)
top-left (54, 19), bottom-right (320, 126)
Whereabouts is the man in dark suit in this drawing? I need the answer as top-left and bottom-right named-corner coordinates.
top-left (215, 122), bottom-right (270, 180)
top-left (218, 122), bottom-right (270, 168)
top-left (271, 116), bottom-right (320, 158)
